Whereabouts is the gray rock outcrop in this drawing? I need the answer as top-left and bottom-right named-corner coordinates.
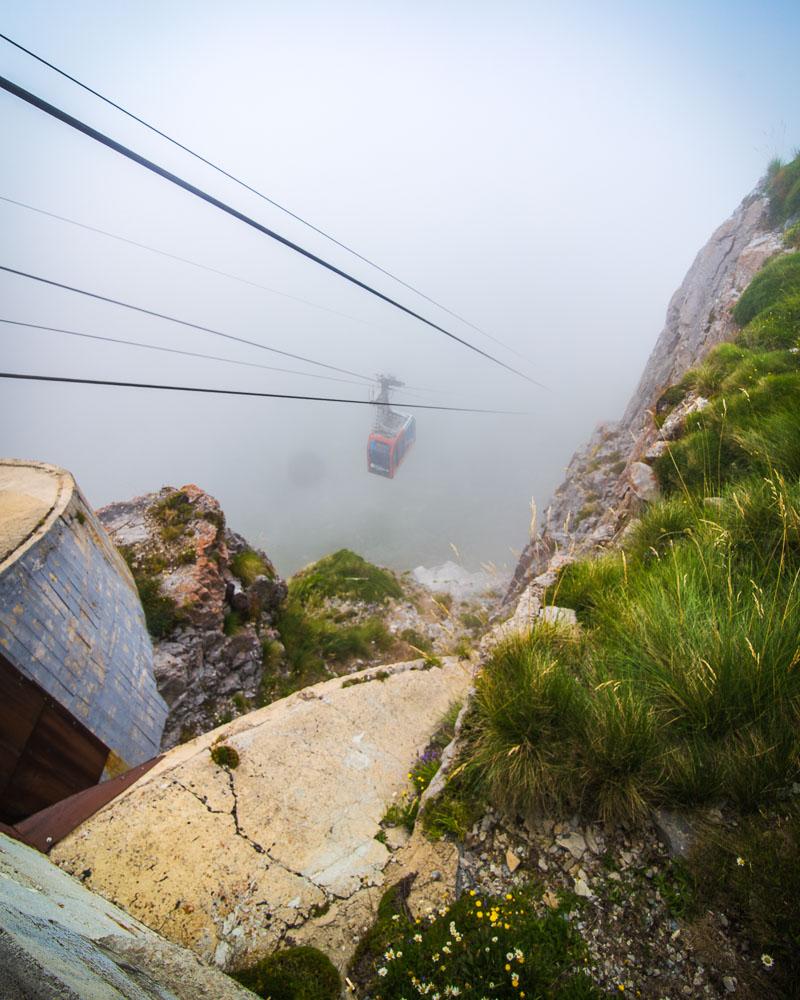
top-left (99, 484), bottom-right (287, 749)
top-left (508, 183), bottom-right (786, 601)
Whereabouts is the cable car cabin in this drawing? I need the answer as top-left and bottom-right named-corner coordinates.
top-left (367, 410), bottom-right (416, 478)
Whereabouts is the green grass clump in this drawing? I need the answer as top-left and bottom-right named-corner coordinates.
top-left (233, 945), bottom-right (341, 1000)
top-left (348, 878), bottom-right (415, 986)
top-left (737, 292), bottom-right (800, 351)
top-left (460, 609), bottom-right (488, 631)
top-left (468, 469), bottom-right (800, 823)
top-left (399, 627), bottom-right (433, 653)
top-left (132, 575), bottom-right (178, 638)
top-left (383, 749), bottom-right (442, 833)
top-left (732, 251), bottom-right (800, 326)
top-left (118, 545), bottom-right (179, 638)
top-left (289, 548), bottom-right (402, 604)
top-left (785, 220), bottom-right (800, 249)
top-left (766, 151), bottom-right (800, 225)
top-left (230, 547), bottom-right (273, 586)
top-left (351, 886), bottom-right (600, 999)
top-left (688, 803), bottom-right (800, 997)
top-left (654, 371), bottom-right (800, 494)
top-left (150, 489), bottom-right (195, 543)
top-left (543, 554), bottom-right (625, 625)
top-left (621, 495), bottom-right (698, 562)
top-left (259, 594), bottom-right (392, 703)
top-left (223, 609), bottom-right (244, 636)
top-left (473, 626), bottom-right (589, 818)
top-left (277, 598), bottom-right (391, 672)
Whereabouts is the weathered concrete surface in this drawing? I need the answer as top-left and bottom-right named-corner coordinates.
top-left (0, 461), bottom-right (66, 563)
top-left (52, 658), bottom-right (472, 971)
top-left (0, 832), bottom-right (253, 999)
top-left (0, 459), bottom-right (167, 768)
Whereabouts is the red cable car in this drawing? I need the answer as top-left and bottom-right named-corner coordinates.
top-left (367, 375), bottom-right (416, 478)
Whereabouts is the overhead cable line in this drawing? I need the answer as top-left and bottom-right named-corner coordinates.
top-left (0, 197), bottom-right (446, 395)
top-left (0, 75), bottom-right (547, 389)
top-left (0, 264), bottom-right (372, 382)
top-left (0, 318), bottom-right (368, 387)
top-left (0, 371), bottom-right (527, 414)
top-left (0, 194), bottom-right (379, 332)
top-left (0, 31), bottom-right (536, 367)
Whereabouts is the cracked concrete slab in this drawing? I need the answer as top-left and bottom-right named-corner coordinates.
top-left (51, 658), bottom-right (472, 971)
top-left (0, 833), bottom-right (253, 999)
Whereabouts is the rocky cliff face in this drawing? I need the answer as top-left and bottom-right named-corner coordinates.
top-left (508, 183), bottom-right (786, 602)
top-left (99, 485), bottom-right (287, 750)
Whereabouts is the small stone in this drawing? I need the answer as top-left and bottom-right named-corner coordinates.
top-left (573, 878), bottom-right (593, 898)
top-left (556, 831), bottom-right (586, 860)
top-left (628, 461), bottom-right (660, 502)
top-left (506, 849), bottom-right (521, 873)
top-left (538, 606), bottom-right (578, 627)
top-left (430, 870), bottom-right (442, 882)
top-left (723, 976), bottom-right (737, 993)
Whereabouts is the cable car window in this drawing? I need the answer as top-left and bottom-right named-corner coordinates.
top-left (370, 440), bottom-right (390, 470)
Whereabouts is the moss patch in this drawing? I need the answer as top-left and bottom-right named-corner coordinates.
top-left (209, 744), bottom-right (240, 769)
top-left (233, 945), bottom-right (341, 1000)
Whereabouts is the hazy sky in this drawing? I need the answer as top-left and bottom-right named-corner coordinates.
top-left (1, 1), bottom-right (798, 575)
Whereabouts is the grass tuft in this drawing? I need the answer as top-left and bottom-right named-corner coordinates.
top-left (289, 548), bottom-right (403, 604)
top-left (231, 548), bottom-right (273, 585)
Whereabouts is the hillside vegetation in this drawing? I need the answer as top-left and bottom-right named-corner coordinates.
top-left (438, 163), bottom-right (800, 993)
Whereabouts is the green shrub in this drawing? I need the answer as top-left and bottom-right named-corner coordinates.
top-left (352, 885), bottom-right (600, 999)
top-left (433, 591), bottom-right (454, 612)
top-left (231, 548), bottom-right (273, 586)
top-left (452, 636), bottom-right (473, 659)
top-left (232, 692), bottom-right (250, 714)
top-left (289, 549), bottom-right (402, 604)
top-left (233, 945), bottom-right (341, 1000)
top-left (732, 251), bottom-right (800, 326)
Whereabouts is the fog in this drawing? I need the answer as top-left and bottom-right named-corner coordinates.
top-left (1, 1), bottom-right (798, 575)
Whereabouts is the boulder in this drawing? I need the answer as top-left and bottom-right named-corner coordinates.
top-left (628, 462), bottom-right (660, 502)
